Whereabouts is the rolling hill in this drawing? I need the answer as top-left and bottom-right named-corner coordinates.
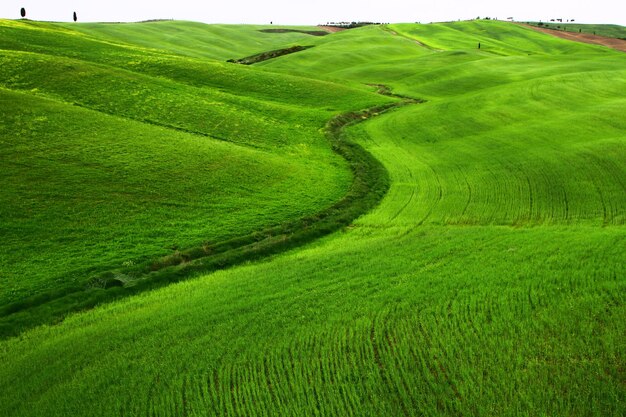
top-left (0, 18), bottom-right (391, 314)
top-left (0, 19), bottom-right (624, 416)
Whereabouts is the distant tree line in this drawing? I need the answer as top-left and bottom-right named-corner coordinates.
top-left (323, 21), bottom-right (386, 29)
top-left (139, 19), bottom-right (175, 23)
top-left (536, 18), bottom-right (576, 27)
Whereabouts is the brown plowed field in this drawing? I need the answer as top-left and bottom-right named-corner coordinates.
top-left (318, 26), bottom-right (348, 33)
top-left (521, 24), bottom-right (626, 52)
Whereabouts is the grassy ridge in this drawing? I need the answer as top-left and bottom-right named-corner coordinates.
top-left (0, 20), bottom-right (625, 416)
top-left (0, 48), bottom-right (340, 150)
top-left (0, 19), bottom-right (383, 109)
top-left (0, 96), bottom-right (401, 338)
top-left (0, 18), bottom-right (393, 309)
top-left (389, 20), bottom-right (609, 53)
top-left (258, 21), bottom-right (617, 101)
top-left (0, 86), bottom-right (348, 305)
top-left (256, 24), bottom-right (432, 82)
top-left (59, 21), bottom-right (327, 60)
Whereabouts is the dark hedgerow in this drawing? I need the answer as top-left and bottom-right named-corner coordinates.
top-left (0, 89), bottom-right (423, 339)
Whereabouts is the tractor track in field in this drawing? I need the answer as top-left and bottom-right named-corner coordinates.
top-left (382, 26), bottom-right (442, 51)
top-left (0, 86), bottom-right (424, 339)
top-left (388, 174), bottom-right (417, 223)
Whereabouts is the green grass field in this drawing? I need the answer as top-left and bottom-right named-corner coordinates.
top-left (0, 19), bottom-right (624, 416)
top-left (58, 21), bottom-right (327, 60)
top-left (0, 19), bottom-right (392, 310)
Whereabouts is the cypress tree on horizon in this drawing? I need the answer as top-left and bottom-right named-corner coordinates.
top-left (20, 7), bottom-right (26, 18)
top-left (73, 11), bottom-right (77, 22)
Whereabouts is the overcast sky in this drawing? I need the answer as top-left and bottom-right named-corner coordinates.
top-left (2, 1), bottom-right (624, 26)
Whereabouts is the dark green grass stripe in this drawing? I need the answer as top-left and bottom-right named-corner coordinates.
top-left (227, 45), bottom-right (314, 65)
top-left (0, 96), bottom-right (420, 339)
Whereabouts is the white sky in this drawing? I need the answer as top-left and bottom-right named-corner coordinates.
top-left (1, 0), bottom-right (625, 26)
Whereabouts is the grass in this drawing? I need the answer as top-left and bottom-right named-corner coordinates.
top-left (0, 94), bottom-right (401, 338)
top-left (0, 84), bottom-right (348, 303)
top-left (0, 19), bottom-right (624, 416)
top-left (2, 225), bottom-right (622, 416)
top-left (389, 20), bottom-right (613, 53)
top-left (58, 21), bottom-right (329, 60)
top-left (0, 18), bottom-right (391, 310)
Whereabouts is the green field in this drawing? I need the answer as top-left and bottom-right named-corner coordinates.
top-left (0, 19), bottom-right (391, 311)
top-left (0, 19), bottom-right (625, 416)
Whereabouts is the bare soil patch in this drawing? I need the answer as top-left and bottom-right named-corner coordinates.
top-left (259, 28), bottom-right (328, 36)
top-left (521, 24), bottom-right (626, 52)
top-left (318, 26), bottom-right (348, 33)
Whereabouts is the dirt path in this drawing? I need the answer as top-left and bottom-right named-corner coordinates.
top-left (520, 24), bottom-right (626, 52)
top-left (318, 26), bottom-right (348, 33)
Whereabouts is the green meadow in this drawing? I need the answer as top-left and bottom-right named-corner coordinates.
top-left (0, 18), bottom-right (624, 416)
top-left (0, 19), bottom-right (390, 311)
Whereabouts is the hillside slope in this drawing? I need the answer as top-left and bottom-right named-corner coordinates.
top-left (0, 20), bottom-right (624, 417)
top-left (0, 19), bottom-right (390, 309)
top-left (58, 20), bottom-right (327, 60)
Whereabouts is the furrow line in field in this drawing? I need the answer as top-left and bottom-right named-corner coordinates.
top-left (456, 163), bottom-right (473, 220)
top-left (387, 153), bottom-right (418, 223)
top-left (417, 164), bottom-right (444, 225)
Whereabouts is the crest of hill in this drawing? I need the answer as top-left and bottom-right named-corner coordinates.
top-left (56, 20), bottom-right (330, 60)
top-left (0, 18), bottom-right (390, 309)
top-left (256, 20), bottom-right (621, 98)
